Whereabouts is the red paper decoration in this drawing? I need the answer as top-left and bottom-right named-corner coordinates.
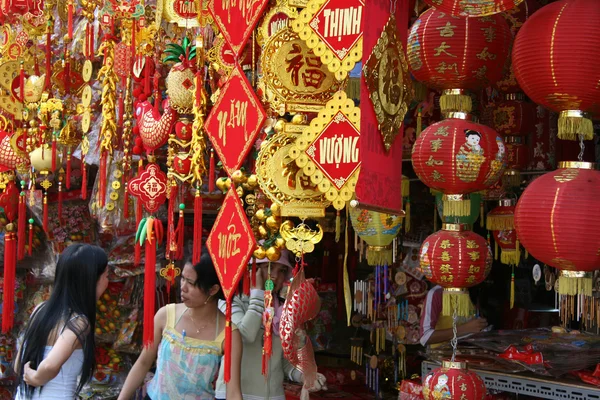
top-left (128, 163), bottom-right (168, 213)
top-left (407, 9), bottom-right (511, 113)
top-left (0, 127), bottom-right (29, 172)
top-left (412, 118), bottom-right (506, 216)
top-left (423, 0), bottom-right (522, 17)
top-left (426, 361), bottom-right (486, 400)
top-left (419, 224), bottom-right (492, 316)
top-left (512, 0), bottom-right (600, 141)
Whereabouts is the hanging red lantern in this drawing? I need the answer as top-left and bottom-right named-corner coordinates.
top-left (412, 118), bottom-right (506, 216)
top-left (512, 0), bottom-right (600, 141)
top-left (426, 361), bottom-right (487, 400)
top-left (491, 96), bottom-right (536, 137)
top-left (419, 224), bottom-right (492, 316)
top-left (492, 229), bottom-right (520, 266)
top-left (423, 0), bottom-right (522, 17)
top-left (407, 8), bottom-right (512, 114)
top-left (514, 162), bottom-right (600, 321)
top-left (503, 136), bottom-right (529, 187)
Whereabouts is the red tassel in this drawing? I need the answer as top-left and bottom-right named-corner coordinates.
top-left (43, 194), bottom-right (48, 233)
top-left (176, 209), bottom-right (184, 260)
top-left (167, 188), bottom-right (175, 257)
top-left (81, 155), bottom-right (87, 200)
top-left (51, 138), bottom-right (57, 172)
top-left (117, 90), bottom-right (124, 136)
top-left (34, 55), bottom-right (40, 76)
top-left (143, 228), bottom-right (157, 347)
top-left (2, 228), bottom-right (16, 333)
top-left (243, 268), bottom-right (250, 296)
top-left (153, 73), bottom-right (160, 114)
top-left (45, 30), bottom-right (51, 90)
top-left (224, 301), bottom-right (232, 382)
top-left (193, 191), bottom-right (202, 264)
top-left (67, 1), bottom-right (73, 40)
top-left (251, 257), bottom-right (256, 288)
top-left (99, 152), bottom-right (107, 208)
top-left (19, 62), bottom-right (25, 103)
top-left (144, 56), bottom-right (151, 95)
top-left (64, 58), bottom-right (70, 94)
top-left (208, 150), bottom-right (215, 193)
top-left (28, 220), bottom-right (33, 256)
top-left (89, 25), bottom-right (94, 59)
top-left (58, 182), bottom-right (63, 225)
top-left (17, 194), bottom-right (26, 260)
top-left (123, 185), bottom-right (130, 219)
top-left (66, 153), bottom-right (72, 189)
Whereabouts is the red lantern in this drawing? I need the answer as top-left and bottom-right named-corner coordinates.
top-left (503, 136), bottom-right (529, 188)
top-left (407, 9), bottom-right (512, 114)
top-left (492, 229), bottom-right (520, 266)
top-left (423, 0), bottom-right (522, 17)
top-left (512, 0), bottom-right (600, 141)
top-left (419, 224), bottom-right (492, 316)
top-left (491, 97), bottom-right (536, 137)
top-left (514, 162), bottom-right (600, 320)
top-left (427, 361), bottom-right (486, 400)
top-left (412, 118), bottom-right (506, 216)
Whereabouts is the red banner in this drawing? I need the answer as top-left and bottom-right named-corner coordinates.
top-left (206, 187), bottom-right (255, 300)
top-left (355, 0), bottom-right (407, 214)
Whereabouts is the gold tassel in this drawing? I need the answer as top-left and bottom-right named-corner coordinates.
top-left (442, 197), bottom-right (471, 217)
top-left (494, 239), bottom-right (498, 260)
top-left (557, 274), bottom-right (593, 297)
top-left (335, 210), bottom-right (341, 243)
top-left (343, 207), bottom-right (352, 326)
top-left (501, 250), bottom-right (519, 266)
top-left (503, 169), bottom-right (521, 188)
top-left (416, 110), bottom-right (422, 137)
top-left (558, 111), bottom-right (594, 141)
top-left (366, 246), bottom-right (393, 267)
top-left (442, 290), bottom-right (474, 317)
top-left (440, 90), bottom-right (472, 114)
top-left (402, 176), bottom-right (410, 198)
top-left (510, 266), bottom-right (515, 309)
top-left (405, 198), bottom-right (411, 232)
top-left (486, 214), bottom-right (515, 231)
top-left (345, 78), bottom-right (361, 100)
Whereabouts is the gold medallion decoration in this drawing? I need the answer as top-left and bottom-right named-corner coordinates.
top-left (256, 119), bottom-right (329, 219)
top-left (288, 91), bottom-right (360, 210)
top-left (256, 0), bottom-right (299, 46)
top-left (279, 220), bottom-right (324, 256)
top-left (291, 0), bottom-right (364, 80)
top-left (259, 25), bottom-right (342, 116)
top-left (363, 14), bottom-right (412, 152)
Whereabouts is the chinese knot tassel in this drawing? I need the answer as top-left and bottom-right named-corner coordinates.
top-left (224, 301), bottom-right (233, 382)
top-left (28, 219), bottom-right (33, 256)
top-left (251, 257), bottom-right (257, 288)
top-left (510, 266), bottom-right (515, 309)
top-left (405, 198), bottom-right (411, 232)
top-left (262, 289), bottom-right (273, 377)
top-left (66, 153), bottom-right (72, 189)
top-left (167, 190), bottom-right (175, 257)
top-left (19, 62), bottom-right (25, 103)
top-left (17, 192), bottom-right (26, 260)
top-left (335, 210), bottom-right (341, 243)
top-left (51, 137), bottom-right (57, 172)
top-left (58, 181), bottom-right (63, 225)
top-left (176, 207), bottom-right (184, 260)
top-left (208, 149), bottom-right (215, 193)
top-left (43, 193), bottom-right (48, 233)
top-left (45, 30), bottom-right (51, 90)
top-left (67, 1), bottom-right (73, 39)
top-left (123, 184), bottom-right (130, 220)
top-left (2, 225), bottom-right (16, 333)
top-left (243, 268), bottom-right (250, 296)
top-left (193, 190), bottom-right (202, 264)
top-left (143, 218), bottom-right (157, 347)
top-left (81, 156), bottom-right (87, 200)
top-left (98, 153), bottom-right (108, 208)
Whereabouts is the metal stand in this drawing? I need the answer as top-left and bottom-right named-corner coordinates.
top-left (422, 361), bottom-right (600, 400)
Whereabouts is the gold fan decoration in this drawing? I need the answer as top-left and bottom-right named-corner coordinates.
top-left (279, 219), bottom-right (324, 256)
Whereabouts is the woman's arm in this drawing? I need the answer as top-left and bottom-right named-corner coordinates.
top-left (117, 307), bottom-right (166, 400)
top-left (225, 329), bottom-right (243, 400)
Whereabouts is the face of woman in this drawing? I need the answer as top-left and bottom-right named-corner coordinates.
top-left (260, 263), bottom-right (289, 292)
top-left (180, 263), bottom-right (214, 307)
top-left (96, 268), bottom-right (109, 301)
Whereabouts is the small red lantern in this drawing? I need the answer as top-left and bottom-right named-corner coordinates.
top-left (426, 361), bottom-right (487, 400)
top-left (412, 118), bottom-right (506, 216)
top-left (514, 162), bottom-right (600, 321)
top-left (512, 0), bottom-right (600, 141)
top-left (491, 96), bottom-right (536, 137)
top-left (423, 0), bottom-right (522, 17)
top-left (419, 224), bottom-right (492, 316)
top-left (503, 136), bottom-right (529, 188)
top-left (407, 8), bottom-right (512, 114)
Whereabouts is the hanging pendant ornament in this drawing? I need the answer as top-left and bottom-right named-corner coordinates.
top-left (363, 11), bottom-right (412, 152)
top-left (0, 179), bottom-right (20, 332)
top-left (262, 264), bottom-right (275, 376)
top-left (279, 220), bottom-right (324, 257)
top-left (291, 0), bottom-right (364, 80)
top-left (533, 264), bottom-right (541, 285)
top-left (288, 91), bottom-right (361, 211)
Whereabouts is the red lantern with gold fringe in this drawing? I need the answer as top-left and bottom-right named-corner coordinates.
top-left (419, 224), bottom-right (492, 317)
top-left (412, 118), bottom-right (506, 217)
top-left (407, 8), bottom-right (512, 114)
top-left (512, 0), bottom-right (600, 141)
top-left (514, 162), bottom-right (600, 321)
top-left (423, 0), bottom-right (522, 17)
top-left (426, 361), bottom-right (487, 400)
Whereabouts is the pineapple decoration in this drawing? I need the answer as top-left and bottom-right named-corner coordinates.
top-left (162, 37), bottom-right (198, 289)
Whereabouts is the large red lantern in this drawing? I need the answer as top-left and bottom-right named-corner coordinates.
top-left (419, 224), bottom-right (492, 316)
top-left (423, 0), bottom-right (522, 17)
top-left (412, 118), bottom-right (506, 216)
top-left (426, 361), bottom-right (487, 400)
top-left (514, 162), bottom-right (600, 321)
top-left (512, 0), bottom-right (600, 141)
top-left (407, 9), bottom-right (512, 114)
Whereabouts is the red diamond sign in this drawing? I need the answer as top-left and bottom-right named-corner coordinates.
top-left (204, 65), bottom-right (266, 177)
top-left (305, 111), bottom-right (361, 190)
top-left (208, 0), bottom-right (269, 58)
top-left (206, 186), bottom-right (255, 301)
top-left (310, 0), bottom-right (364, 61)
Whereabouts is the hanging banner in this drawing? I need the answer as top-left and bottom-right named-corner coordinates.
top-left (354, 0), bottom-right (408, 215)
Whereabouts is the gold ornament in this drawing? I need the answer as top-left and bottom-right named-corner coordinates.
top-left (97, 38), bottom-right (118, 155)
top-left (253, 247), bottom-right (266, 259)
top-left (363, 14), bottom-right (412, 152)
top-left (266, 215), bottom-right (280, 230)
top-left (266, 246), bottom-right (282, 262)
top-left (256, 0), bottom-right (299, 47)
top-left (279, 219), bottom-right (323, 256)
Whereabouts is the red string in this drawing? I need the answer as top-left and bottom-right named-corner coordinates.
top-left (58, 183), bottom-right (63, 225)
top-left (208, 150), bottom-right (215, 193)
top-left (67, 2), bottom-right (73, 40)
top-left (1, 231), bottom-right (16, 333)
top-left (243, 267), bottom-right (250, 296)
top-left (167, 187), bottom-right (175, 258)
top-left (17, 195), bottom-right (26, 260)
top-left (224, 301), bottom-right (232, 382)
top-left (66, 154), bottom-right (72, 189)
top-left (176, 210), bottom-right (184, 260)
top-left (143, 231), bottom-right (156, 347)
top-left (81, 155), bottom-right (87, 200)
top-left (51, 137), bottom-right (57, 172)
top-left (98, 152), bottom-right (107, 208)
top-left (123, 182), bottom-right (130, 220)
top-left (193, 191), bottom-right (202, 264)
top-left (28, 222), bottom-right (33, 256)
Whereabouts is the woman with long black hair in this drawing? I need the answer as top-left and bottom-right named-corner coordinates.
top-left (15, 244), bottom-right (109, 399)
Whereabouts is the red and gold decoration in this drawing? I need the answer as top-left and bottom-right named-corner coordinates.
top-left (407, 8), bottom-right (512, 114)
top-left (363, 13), bottom-right (412, 152)
top-left (289, 91), bottom-right (361, 211)
top-left (419, 224), bottom-right (492, 316)
top-left (412, 118), bottom-right (506, 217)
top-left (514, 162), bottom-right (600, 323)
top-left (512, 0), bottom-right (600, 141)
top-left (426, 361), bottom-right (487, 400)
top-left (0, 180), bottom-right (19, 332)
top-left (291, 0), bottom-right (364, 80)
top-left (423, 0), bottom-right (523, 17)
top-left (206, 187), bottom-right (256, 382)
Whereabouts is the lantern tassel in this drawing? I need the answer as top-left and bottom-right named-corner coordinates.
top-left (58, 183), bottom-right (63, 225)
top-left (193, 190), bottom-right (203, 264)
top-left (558, 111), bottom-right (594, 141)
top-left (442, 196), bottom-right (470, 217)
top-left (67, 1), bottom-right (73, 40)
top-left (501, 250), bottom-right (519, 267)
top-left (143, 220), bottom-right (157, 348)
top-left (134, 200), bottom-right (143, 265)
top-left (433, 203), bottom-right (438, 232)
top-left (99, 153), bottom-right (108, 208)
top-left (51, 138), bottom-right (57, 172)
top-left (2, 227), bottom-right (16, 333)
top-left (366, 247), bottom-right (393, 267)
top-left (510, 266), bottom-right (515, 309)
top-left (224, 301), bottom-right (232, 382)
top-left (17, 194), bottom-right (26, 260)
top-left (486, 214), bottom-right (515, 231)
top-left (344, 207), bottom-right (352, 326)
top-left (440, 91), bottom-right (472, 114)
top-left (494, 240), bottom-right (498, 260)
top-left (208, 150), bottom-right (215, 193)
top-left (167, 190), bottom-right (175, 257)
top-left (557, 274), bottom-right (593, 297)
top-left (442, 289), bottom-right (473, 317)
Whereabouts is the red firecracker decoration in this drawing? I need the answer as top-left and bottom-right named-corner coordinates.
top-left (407, 8), bottom-right (511, 114)
top-left (512, 0), bottom-right (600, 141)
top-left (0, 181), bottom-right (19, 332)
top-left (426, 361), bottom-right (487, 400)
top-left (412, 118), bottom-right (506, 216)
top-left (419, 224), bottom-right (492, 316)
top-left (514, 162), bottom-right (600, 321)
top-left (423, 0), bottom-right (522, 17)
